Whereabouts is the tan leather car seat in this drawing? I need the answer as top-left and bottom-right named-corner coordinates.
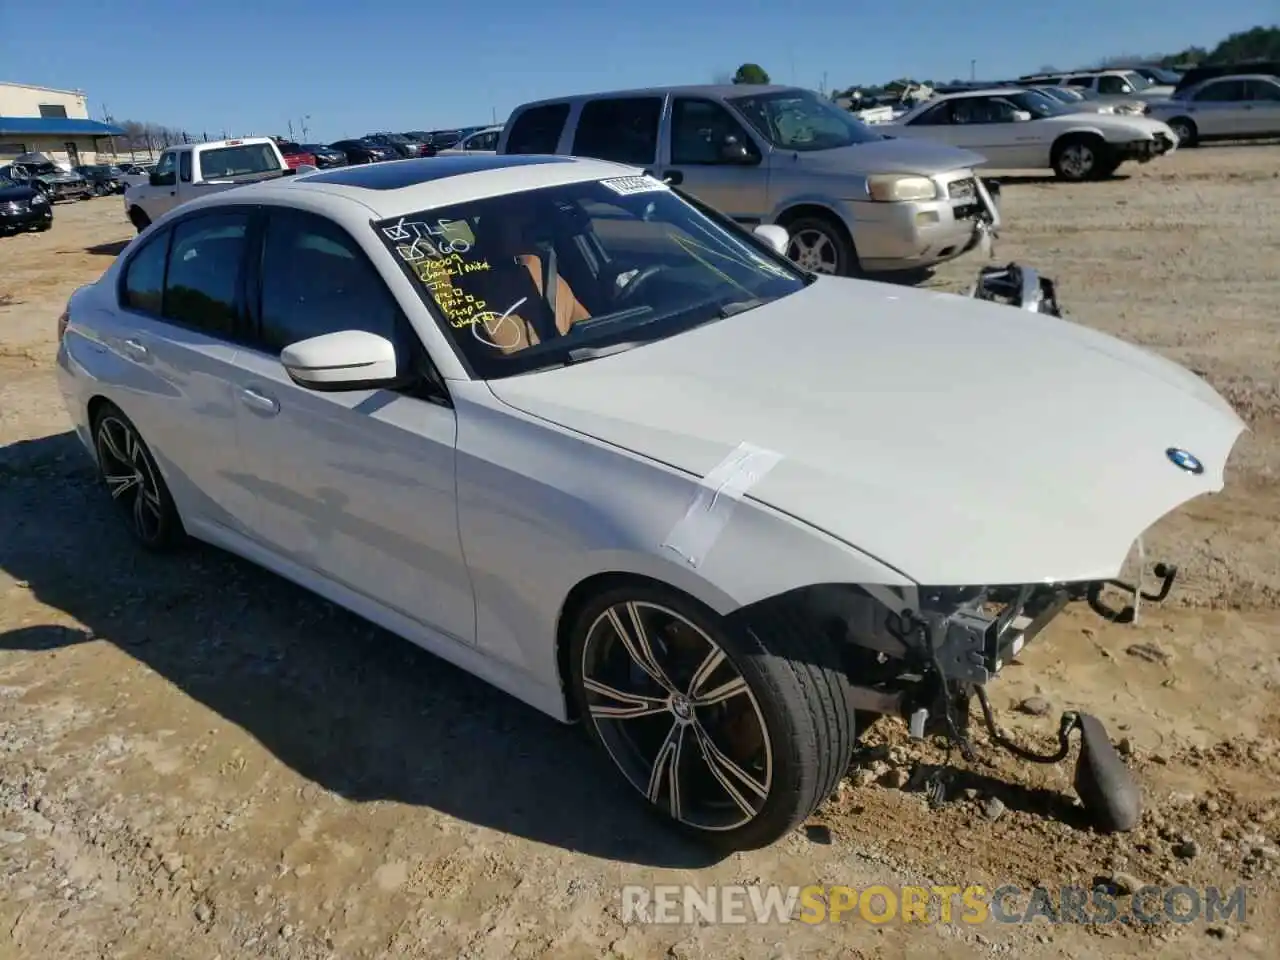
top-left (477, 250), bottom-right (591, 354)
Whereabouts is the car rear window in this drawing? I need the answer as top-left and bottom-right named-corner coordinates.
top-left (197, 143), bottom-right (281, 179)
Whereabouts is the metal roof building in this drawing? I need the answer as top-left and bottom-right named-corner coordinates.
top-left (0, 82), bottom-right (125, 168)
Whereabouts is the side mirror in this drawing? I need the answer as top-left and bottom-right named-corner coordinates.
top-left (718, 136), bottom-right (757, 164)
top-left (281, 330), bottom-right (401, 392)
top-left (149, 170), bottom-right (175, 187)
top-left (752, 224), bottom-right (790, 256)
top-left (1011, 110), bottom-right (1033, 122)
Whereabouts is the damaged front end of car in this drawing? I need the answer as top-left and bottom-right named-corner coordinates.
top-left (804, 548), bottom-right (1186, 833)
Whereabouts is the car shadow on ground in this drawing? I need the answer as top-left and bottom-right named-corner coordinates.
top-left (987, 174), bottom-right (1134, 186)
top-left (0, 431), bottom-right (719, 869)
top-left (84, 240), bottom-right (131, 257)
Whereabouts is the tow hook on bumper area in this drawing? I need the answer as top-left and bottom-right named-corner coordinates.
top-left (854, 559), bottom-right (1182, 833)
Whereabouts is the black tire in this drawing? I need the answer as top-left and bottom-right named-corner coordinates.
top-left (35, 222), bottom-right (52, 232)
top-left (1051, 134), bottom-right (1105, 182)
top-left (1167, 117), bottom-right (1198, 148)
top-left (128, 207), bottom-right (151, 233)
top-left (90, 402), bottom-right (185, 551)
top-left (568, 582), bottom-right (857, 852)
top-left (781, 214), bottom-right (858, 277)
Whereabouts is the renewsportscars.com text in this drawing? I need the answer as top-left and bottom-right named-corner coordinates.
top-left (622, 883), bottom-right (1248, 926)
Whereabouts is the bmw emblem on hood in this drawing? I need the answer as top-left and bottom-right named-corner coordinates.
top-left (1166, 448), bottom-right (1204, 475)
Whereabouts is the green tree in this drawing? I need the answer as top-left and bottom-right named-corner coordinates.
top-left (1207, 25), bottom-right (1280, 64)
top-left (732, 63), bottom-right (771, 85)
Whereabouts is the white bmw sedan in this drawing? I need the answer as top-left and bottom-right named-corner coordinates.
top-left (58, 154), bottom-right (1243, 850)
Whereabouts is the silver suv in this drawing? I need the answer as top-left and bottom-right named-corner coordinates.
top-left (496, 84), bottom-right (1000, 276)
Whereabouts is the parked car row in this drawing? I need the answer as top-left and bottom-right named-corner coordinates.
top-left (0, 152), bottom-right (92, 202)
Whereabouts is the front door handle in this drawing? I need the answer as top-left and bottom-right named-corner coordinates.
top-left (121, 337), bottom-right (148, 359)
top-left (239, 386), bottom-right (280, 416)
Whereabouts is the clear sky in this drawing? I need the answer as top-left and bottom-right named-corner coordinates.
top-left (1, 1), bottom-right (1273, 142)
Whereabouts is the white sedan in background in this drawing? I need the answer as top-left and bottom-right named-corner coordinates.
top-left (886, 88), bottom-right (1177, 180)
top-left (56, 154), bottom-right (1242, 850)
top-left (436, 125), bottom-right (502, 155)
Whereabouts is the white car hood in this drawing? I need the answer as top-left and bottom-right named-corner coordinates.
top-left (487, 278), bottom-right (1245, 586)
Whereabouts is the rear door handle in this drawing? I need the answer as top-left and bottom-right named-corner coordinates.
top-left (121, 337), bottom-right (148, 359)
top-left (239, 386), bottom-right (280, 416)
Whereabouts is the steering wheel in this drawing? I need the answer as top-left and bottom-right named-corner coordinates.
top-left (613, 264), bottom-right (669, 303)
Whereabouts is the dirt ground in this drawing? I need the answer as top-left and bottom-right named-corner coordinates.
top-left (2, 147), bottom-right (1278, 960)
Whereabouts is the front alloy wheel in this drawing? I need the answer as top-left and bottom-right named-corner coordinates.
top-left (92, 405), bottom-right (183, 550)
top-left (570, 585), bottom-right (858, 851)
top-left (581, 601), bottom-right (772, 832)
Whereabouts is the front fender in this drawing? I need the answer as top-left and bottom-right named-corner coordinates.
top-left (453, 383), bottom-right (911, 701)
top-left (767, 192), bottom-right (859, 231)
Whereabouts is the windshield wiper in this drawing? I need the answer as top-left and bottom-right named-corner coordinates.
top-left (717, 297), bottom-right (771, 318)
top-left (565, 341), bottom-right (647, 363)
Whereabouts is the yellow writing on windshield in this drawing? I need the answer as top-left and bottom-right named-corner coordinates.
top-left (413, 253), bottom-right (493, 329)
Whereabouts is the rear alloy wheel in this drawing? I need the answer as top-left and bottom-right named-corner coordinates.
top-left (784, 216), bottom-right (855, 276)
top-left (1168, 117), bottom-right (1198, 148)
top-left (92, 404), bottom-right (184, 550)
top-left (569, 584), bottom-right (857, 851)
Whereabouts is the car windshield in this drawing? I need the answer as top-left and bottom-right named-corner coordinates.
top-left (197, 143), bottom-right (280, 179)
top-left (29, 163), bottom-right (60, 175)
top-left (1121, 72), bottom-right (1151, 90)
top-left (1001, 89), bottom-right (1073, 118)
top-left (1039, 87), bottom-right (1081, 102)
top-left (377, 176), bottom-right (808, 379)
top-left (728, 89), bottom-right (884, 150)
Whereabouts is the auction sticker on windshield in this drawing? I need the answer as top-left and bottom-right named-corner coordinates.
top-left (599, 175), bottom-right (669, 196)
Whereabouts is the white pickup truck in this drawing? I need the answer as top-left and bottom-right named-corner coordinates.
top-left (123, 137), bottom-right (292, 232)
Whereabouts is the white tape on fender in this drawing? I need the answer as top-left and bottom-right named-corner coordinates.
top-left (662, 442), bottom-right (783, 568)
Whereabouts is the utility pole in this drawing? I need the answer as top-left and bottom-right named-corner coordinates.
top-left (301, 115), bottom-right (311, 141)
top-left (491, 105), bottom-right (497, 124)
top-left (970, 59), bottom-right (976, 82)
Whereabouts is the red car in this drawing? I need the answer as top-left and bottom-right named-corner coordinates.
top-left (274, 139), bottom-right (317, 169)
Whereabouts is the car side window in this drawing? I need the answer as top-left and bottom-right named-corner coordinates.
top-left (154, 151), bottom-right (177, 178)
top-left (120, 228), bottom-right (171, 315)
top-left (1097, 75), bottom-right (1131, 95)
top-left (1245, 79), bottom-right (1280, 101)
top-left (162, 212), bottom-right (250, 338)
top-left (571, 97), bottom-right (663, 165)
top-left (505, 103), bottom-right (570, 154)
top-left (670, 98), bottom-right (759, 164)
top-left (1195, 80), bottom-right (1244, 102)
top-left (179, 152), bottom-right (192, 183)
top-left (258, 208), bottom-right (406, 354)
top-left (1066, 77), bottom-right (1092, 88)
top-left (908, 101), bottom-right (954, 126)
top-left (952, 97), bottom-right (1014, 124)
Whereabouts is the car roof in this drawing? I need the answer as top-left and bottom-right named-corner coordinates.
top-left (512, 83), bottom-right (802, 110)
top-left (175, 153), bottom-right (637, 221)
top-left (928, 87), bottom-right (1029, 101)
top-left (1192, 73), bottom-right (1277, 84)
